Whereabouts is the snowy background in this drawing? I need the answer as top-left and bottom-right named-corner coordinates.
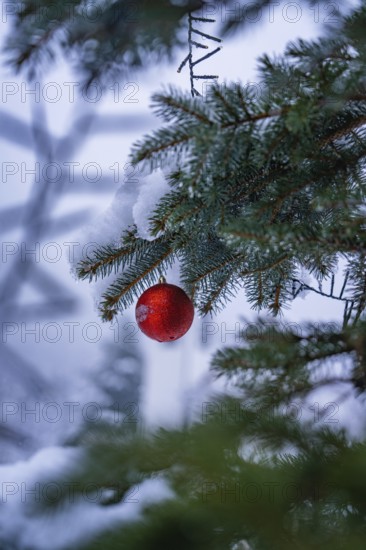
top-left (0, 2), bottom-right (364, 548)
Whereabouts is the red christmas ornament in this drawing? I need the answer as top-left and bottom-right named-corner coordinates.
top-left (135, 277), bottom-right (194, 342)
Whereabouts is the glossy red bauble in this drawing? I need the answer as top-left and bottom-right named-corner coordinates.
top-left (135, 282), bottom-right (194, 342)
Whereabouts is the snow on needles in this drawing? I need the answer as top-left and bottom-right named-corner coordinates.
top-left (0, 446), bottom-right (174, 550)
top-left (69, 168), bottom-right (170, 301)
top-left (133, 169), bottom-right (170, 241)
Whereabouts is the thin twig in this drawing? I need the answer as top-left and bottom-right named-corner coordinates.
top-left (178, 11), bottom-right (222, 97)
top-left (292, 278), bottom-right (349, 303)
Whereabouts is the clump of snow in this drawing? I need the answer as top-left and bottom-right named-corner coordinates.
top-left (69, 180), bottom-right (138, 273)
top-left (136, 304), bottom-right (152, 322)
top-left (0, 446), bottom-right (175, 550)
top-left (133, 169), bottom-right (170, 241)
top-left (69, 169), bottom-right (170, 304)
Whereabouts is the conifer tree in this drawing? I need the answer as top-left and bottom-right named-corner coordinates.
top-left (7, 1), bottom-right (366, 548)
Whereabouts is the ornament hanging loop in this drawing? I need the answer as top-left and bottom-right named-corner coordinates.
top-left (159, 275), bottom-right (166, 284)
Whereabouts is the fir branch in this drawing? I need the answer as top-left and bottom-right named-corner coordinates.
top-left (191, 253), bottom-right (244, 284)
top-left (200, 269), bottom-right (242, 315)
top-left (213, 323), bottom-right (355, 378)
top-left (340, 270), bottom-right (350, 299)
top-left (77, 229), bottom-right (139, 281)
top-left (152, 89), bottom-right (213, 125)
top-left (191, 47), bottom-right (222, 68)
top-left (99, 240), bottom-right (177, 320)
top-left (241, 255), bottom-right (290, 277)
top-left (319, 115), bottom-right (366, 148)
top-left (191, 28), bottom-right (221, 43)
top-left (131, 126), bottom-right (194, 164)
top-left (291, 278), bottom-right (350, 304)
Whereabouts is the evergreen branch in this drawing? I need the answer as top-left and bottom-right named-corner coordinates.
top-left (177, 53), bottom-right (190, 73)
top-left (213, 323), bottom-right (356, 378)
top-left (77, 231), bottom-right (138, 281)
top-left (100, 241), bottom-right (177, 320)
top-left (178, 11), bottom-right (222, 97)
top-left (20, 5), bottom-right (366, 547)
top-left (241, 255), bottom-right (289, 277)
top-left (221, 230), bottom-right (267, 242)
top-left (191, 28), bottom-right (222, 43)
top-left (131, 127), bottom-right (193, 164)
top-left (221, 107), bottom-right (289, 128)
top-left (190, 40), bottom-right (208, 49)
top-left (191, 16), bottom-right (216, 23)
top-left (200, 269), bottom-right (240, 315)
top-left (292, 278), bottom-right (350, 303)
top-left (352, 282), bottom-right (366, 325)
top-left (149, 191), bottom-right (189, 233)
top-left (339, 270), bottom-right (350, 299)
top-left (133, 93), bottom-right (366, 179)
top-left (8, 0), bottom-right (217, 86)
top-left (319, 115), bottom-right (366, 148)
top-left (343, 300), bottom-right (354, 328)
top-left (152, 90), bottom-right (213, 125)
top-left (13, 27), bottom-right (55, 69)
top-left (191, 253), bottom-right (244, 284)
top-left (191, 47), bottom-right (222, 67)
top-left (188, 12), bottom-right (195, 97)
top-left (219, 99), bottom-right (366, 138)
top-left (269, 284), bottom-right (283, 315)
top-left (192, 74), bottom-right (219, 79)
